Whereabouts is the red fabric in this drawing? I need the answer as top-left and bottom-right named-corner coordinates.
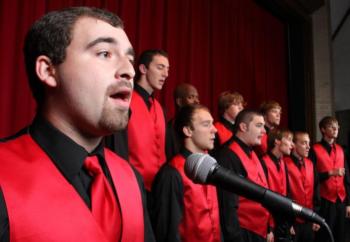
top-left (313, 143), bottom-right (346, 203)
top-left (214, 121), bottom-right (233, 145)
top-left (170, 154), bottom-right (221, 242)
top-left (262, 154), bottom-right (287, 228)
top-left (229, 141), bottom-right (269, 238)
top-left (285, 156), bottom-right (314, 223)
top-left (128, 91), bottom-right (166, 190)
top-left (84, 156), bottom-right (121, 242)
top-left (0, 135), bottom-right (144, 242)
top-left (0, 0), bottom-right (288, 138)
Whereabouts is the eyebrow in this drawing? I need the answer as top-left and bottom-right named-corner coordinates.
top-left (86, 37), bottom-right (117, 49)
top-left (85, 37), bottom-right (135, 59)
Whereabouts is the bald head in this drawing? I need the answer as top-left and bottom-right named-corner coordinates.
top-left (174, 83), bottom-right (199, 111)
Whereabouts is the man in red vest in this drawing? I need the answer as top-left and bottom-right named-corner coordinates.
top-left (127, 49), bottom-right (170, 193)
top-left (261, 129), bottom-right (294, 242)
top-left (255, 100), bottom-right (282, 157)
top-left (285, 131), bottom-right (320, 242)
top-left (214, 91), bottom-right (245, 147)
top-left (0, 7), bottom-right (154, 242)
top-left (215, 109), bottom-right (268, 242)
top-left (152, 104), bottom-right (221, 242)
top-left (310, 116), bottom-right (350, 242)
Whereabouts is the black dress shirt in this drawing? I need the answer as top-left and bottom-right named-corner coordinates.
top-left (151, 148), bottom-right (191, 242)
top-left (0, 116), bottom-right (155, 242)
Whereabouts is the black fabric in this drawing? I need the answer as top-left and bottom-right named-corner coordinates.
top-left (293, 222), bottom-right (314, 242)
top-left (314, 198), bottom-right (346, 242)
top-left (165, 118), bottom-right (180, 162)
top-left (104, 129), bottom-right (129, 161)
top-left (240, 228), bottom-right (265, 242)
top-left (151, 150), bottom-right (189, 242)
top-left (0, 116), bottom-right (155, 242)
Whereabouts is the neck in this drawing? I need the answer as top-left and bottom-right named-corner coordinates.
top-left (265, 123), bottom-right (275, 130)
top-left (271, 148), bottom-right (282, 159)
top-left (323, 136), bottom-right (335, 145)
top-left (236, 133), bottom-right (252, 148)
top-left (137, 77), bottom-right (154, 95)
top-left (223, 113), bottom-right (234, 123)
top-left (185, 141), bottom-right (206, 154)
top-left (42, 110), bottom-right (101, 153)
top-left (292, 151), bottom-right (303, 160)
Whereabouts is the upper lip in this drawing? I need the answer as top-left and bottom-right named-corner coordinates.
top-left (109, 86), bottom-right (132, 101)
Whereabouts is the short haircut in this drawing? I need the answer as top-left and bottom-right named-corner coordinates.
top-left (174, 104), bottom-right (209, 141)
top-left (134, 49), bottom-right (168, 82)
top-left (218, 91), bottom-right (246, 116)
top-left (319, 116), bottom-right (338, 130)
top-left (260, 100), bottom-right (282, 115)
top-left (233, 109), bottom-right (263, 133)
top-left (24, 7), bottom-right (124, 108)
top-left (267, 128), bottom-right (293, 151)
top-left (293, 131), bottom-right (309, 143)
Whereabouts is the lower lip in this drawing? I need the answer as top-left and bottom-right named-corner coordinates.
top-left (110, 97), bottom-right (130, 109)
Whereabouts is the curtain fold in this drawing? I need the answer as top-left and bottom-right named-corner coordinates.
top-left (0, 0), bottom-right (288, 137)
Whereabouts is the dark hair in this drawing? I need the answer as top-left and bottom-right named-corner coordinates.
top-left (233, 109), bottom-right (262, 133)
top-left (293, 131), bottom-right (309, 143)
top-left (24, 7), bottom-right (124, 108)
top-left (174, 104), bottom-right (208, 142)
top-left (319, 116), bottom-right (338, 130)
top-left (134, 49), bottom-right (168, 82)
top-left (267, 128), bottom-right (293, 151)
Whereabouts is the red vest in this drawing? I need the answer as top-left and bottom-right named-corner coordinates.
top-left (229, 142), bottom-right (270, 238)
top-left (170, 155), bottom-right (221, 242)
top-left (214, 121), bottom-right (233, 145)
top-left (263, 155), bottom-right (287, 196)
top-left (313, 143), bottom-right (346, 202)
top-left (128, 91), bottom-right (166, 190)
top-left (285, 156), bottom-right (314, 223)
top-left (0, 135), bottom-right (144, 242)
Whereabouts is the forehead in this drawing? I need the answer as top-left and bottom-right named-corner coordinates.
top-left (295, 134), bottom-right (309, 142)
top-left (251, 115), bottom-right (264, 124)
top-left (185, 87), bottom-right (198, 96)
top-left (70, 17), bottom-right (131, 49)
top-left (192, 109), bottom-right (212, 121)
top-left (268, 107), bottom-right (281, 113)
top-left (150, 54), bottom-right (169, 65)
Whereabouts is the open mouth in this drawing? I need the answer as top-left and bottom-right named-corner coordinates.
top-left (109, 88), bottom-right (132, 108)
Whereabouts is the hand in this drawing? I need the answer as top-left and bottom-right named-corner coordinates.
top-left (290, 226), bottom-right (295, 235)
top-left (338, 168), bottom-right (345, 176)
top-left (329, 168), bottom-right (345, 176)
top-left (345, 206), bottom-right (350, 218)
top-left (312, 223), bottom-right (321, 231)
top-left (267, 231), bottom-right (274, 242)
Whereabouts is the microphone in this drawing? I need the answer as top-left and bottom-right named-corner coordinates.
top-left (185, 153), bottom-right (325, 225)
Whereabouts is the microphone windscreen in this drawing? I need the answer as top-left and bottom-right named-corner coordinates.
top-left (185, 153), bottom-right (217, 183)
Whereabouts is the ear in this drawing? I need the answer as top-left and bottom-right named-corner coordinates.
top-left (139, 64), bottom-right (147, 75)
top-left (183, 126), bottom-right (192, 138)
top-left (176, 97), bottom-right (182, 107)
top-left (274, 139), bottom-right (281, 147)
top-left (35, 55), bottom-right (57, 87)
top-left (239, 122), bottom-right (247, 132)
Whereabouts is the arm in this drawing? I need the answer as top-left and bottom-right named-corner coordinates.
top-left (151, 165), bottom-right (183, 242)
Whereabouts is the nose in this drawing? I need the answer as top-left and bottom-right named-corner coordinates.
top-left (194, 97), bottom-right (200, 104)
top-left (212, 125), bottom-right (217, 133)
top-left (163, 68), bottom-right (169, 78)
top-left (116, 56), bottom-right (135, 82)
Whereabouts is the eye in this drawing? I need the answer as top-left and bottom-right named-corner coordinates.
top-left (97, 51), bottom-right (111, 58)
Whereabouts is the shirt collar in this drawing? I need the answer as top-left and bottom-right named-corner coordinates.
top-left (219, 116), bottom-right (235, 132)
top-left (29, 116), bottom-right (105, 183)
top-left (180, 147), bottom-right (193, 159)
top-left (320, 139), bottom-right (333, 154)
top-left (134, 83), bottom-right (153, 109)
top-left (233, 136), bottom-right (253, 157)
top-left (291, 153), bottom-right (304, 168)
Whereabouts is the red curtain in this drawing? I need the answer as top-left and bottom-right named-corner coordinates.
top-left (0, 0), bottom-right (288, 137)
